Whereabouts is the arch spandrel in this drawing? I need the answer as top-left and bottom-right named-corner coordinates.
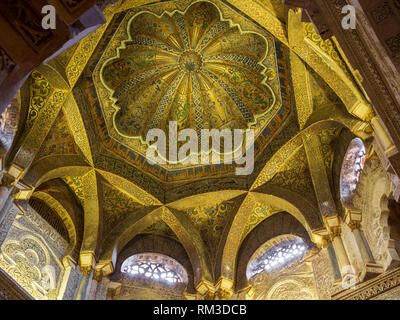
top-left (99, 206), bottom-right (163, 263)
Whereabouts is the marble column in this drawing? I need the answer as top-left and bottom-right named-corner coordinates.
top-left (75, 268), bottom-right (94, 300)
top-left (331, 232), bottom-right (352, 278)
top-left (94, 276), bottom-right (111, 300)
top-left (57, 258), bottom-right (82, 300)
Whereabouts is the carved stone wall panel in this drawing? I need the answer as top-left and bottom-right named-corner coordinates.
top-left (0, 205), bottom-right (71, 300)
top-left (251, 261), bottom-right (318, 300)
top-left (311, 248), bottom-right (340, 299)
top-left (352, 159), bottom-right (396, 270)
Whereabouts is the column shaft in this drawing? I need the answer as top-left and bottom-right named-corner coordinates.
top-left (332, 235), bottom-right (351, 276)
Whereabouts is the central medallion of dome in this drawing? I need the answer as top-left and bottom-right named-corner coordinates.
top-left (179, 50), bottom-right (203, 73)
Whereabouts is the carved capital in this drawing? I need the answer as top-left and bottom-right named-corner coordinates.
top-left (79, 251), bottom-right (96, 275)
top-left (311, 228), bottom-right (331, 248)
top-left (325, 215), bottom-right (343, 239)
top-left (214, 277), bottom-right (234, 300)
top-left (196, 279), bottom-right (216, 300)
top-left (344, 208), bottom-right (363, 231)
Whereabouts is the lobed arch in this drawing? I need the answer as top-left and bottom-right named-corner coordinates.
top-left (234, 211), bottom-right (313, 291)
top-left (99, 205), bottom-right (213, 284)
top-left (110, 234), bottom-right (196, 294)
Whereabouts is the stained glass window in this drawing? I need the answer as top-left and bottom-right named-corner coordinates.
top-left (247, 237), bottom-right (307, 279)
top-left (121, 253), bottom-right (187, 285)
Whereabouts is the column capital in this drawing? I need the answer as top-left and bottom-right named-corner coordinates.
top-left (96, 260), bottom-right (114, 277)
top-left (215, 277), bottom-right (234, 300)
top-left (79, 251), bottom-right (96, 275)
top-left (7, 163), bottom-right (24, 181)
top-left (62, 255), bottom-right (77, 270)
top-left (12, 181), bottom-right (34, 201)
top-left (311, 228), bottom-right (331, 248)
top-left (324, 215), bottom-right (343, 239)
top-left (344, 208), bottom-right (363, 231)
top-left (195, 279), bottom-right (216, 300)
top-left (195, 277), bottom-right (235, 300)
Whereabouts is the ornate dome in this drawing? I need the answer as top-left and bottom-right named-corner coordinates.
top-left (87, 0), bottom-right (293, 180)
top-left (100, 1), bottom-right (275, 141)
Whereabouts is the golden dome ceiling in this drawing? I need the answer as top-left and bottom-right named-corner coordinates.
top-left (81, 0), bottom-right (294, 181)
top-left (100, 1), bottom-right (275, 140)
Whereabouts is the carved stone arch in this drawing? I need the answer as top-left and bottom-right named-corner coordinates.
top-left (35, 64), bottom-right (71, 92)
top-left (303, 105), bottom-right (371, 141)
top-left (31, 192), bottom-right (77, 258)
top-left (166, 191), bottom-right (248, 283)
top-left (6, 66), bottom-right (71, 173)
top-left (22, 157), bottom-right (91, 187)
top-left (80, 170), bottom-right (103, 259)
top-left (234, 212), bottom-right (313, 291)
top-left (99, 204), bottom-right (213, 286)
top-left (162, 207), bottom-right (213, 284)
top-left (351, 159), bottom-right (398, 270)
top-left (110, 234), bottom-right (196, 294)
top-left (97, 170), bottom-right (162, 206)
top-left (99, 206), bottom-right (165, 264)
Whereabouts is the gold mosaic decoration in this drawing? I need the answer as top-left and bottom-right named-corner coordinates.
top-left (37, 110), bottom-right (78, 159)
top-left (304, 23), bottom-right (349, 75)
top-left (142, 220), bottom-right (178, 240)
top-left (26, 71), bottom-right (53, 133)
top-left (241, 202), bottom-right (281, 240)
top-left (269, 147), bottom-right (314, 198)
top-left (63, 176), bottom-right (85, 205)
top-left (102, 183), bottom-right (143, 234)
top-left (185, 200), bottom-right (235, 262)
top-left (92, 0), bottom-right (287, 168)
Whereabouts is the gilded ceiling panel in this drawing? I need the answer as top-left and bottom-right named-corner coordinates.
top-left (304, 23), bottom-right (349, 75)
top-left (269, 147), bottom-right (315, 199)
top-left (36, 110), bottom-right (78, 159)
top-left (25, 72), bottom-right (53, 135)
top-left (102, 183), bottom-right (143, 234)
top-left (142, 220), bottom-right (178, 240)
top-left (307, 66), bottom-right (342, 110)
top-left (185, 199), bottom-right (235, 264)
